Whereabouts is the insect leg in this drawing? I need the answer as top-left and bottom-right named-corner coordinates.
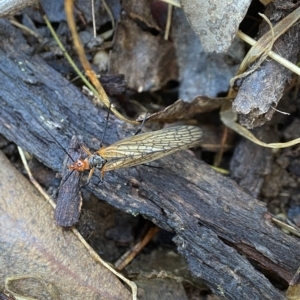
top-left (134, 112), bottom-right (148, 135)
top-left (82, 145), bottom-right (93, 156)
top-left (81, 167), bottom-right (95, 188)
top-left (88, 167), bottom-right (95, 182)
top-left (101, 169), bottom-right (106, 181)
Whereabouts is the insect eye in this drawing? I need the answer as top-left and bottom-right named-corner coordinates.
top-left (77, 160), bottom-right (83, 167)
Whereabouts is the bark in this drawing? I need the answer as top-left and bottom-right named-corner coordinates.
top-left (233, 1), bottom-right (300, 128)
top-left (0, 19), bottom-right (296, 299)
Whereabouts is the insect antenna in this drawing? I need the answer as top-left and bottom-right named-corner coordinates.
top-left (58, 164), bottom-right (76, 188)
top-left (99, 103), bottom-right (112, 147)
top-left (17, 102), bottom-right (84, 227)
top-left (134, 112), bottom-right (148, 136)
top-left (55, 136), bottom-right (83, 227)
top-left (18, 101), bottom-right (75, 163)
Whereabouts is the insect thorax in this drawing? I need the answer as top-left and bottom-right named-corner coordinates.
top-left (88, 154), bottom-right (107, 170)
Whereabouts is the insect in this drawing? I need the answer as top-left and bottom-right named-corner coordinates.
top-left (69, 125), bottom-right (203, 181)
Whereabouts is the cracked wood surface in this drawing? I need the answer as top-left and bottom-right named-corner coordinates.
top-left (0, 19), bottom-right (297, 299)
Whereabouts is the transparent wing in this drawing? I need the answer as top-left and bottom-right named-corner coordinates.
top-left (98, 126), bottom-right (202, 171)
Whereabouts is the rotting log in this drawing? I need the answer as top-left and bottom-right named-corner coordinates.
top-left (0, 19), bottom-right (296, 299)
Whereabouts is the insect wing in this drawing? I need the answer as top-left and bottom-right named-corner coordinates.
top-left (98, 126), bottom-right (202, 171)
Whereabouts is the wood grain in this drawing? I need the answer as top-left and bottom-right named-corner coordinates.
top-left (0, 19), bottom-right (296, 299)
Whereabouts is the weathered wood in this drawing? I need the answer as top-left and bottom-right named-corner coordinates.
top-left (0, 0), bottom-right (38, 18)
top-left (0, 151), bottom-right (131, 300)
top-left (230, 127), bottom-right (274, 197)
top-left (233, 1), bottom-right (300, 129)
top-left (0, 19), bottom-right (296, 299)
top-left (55, 136), bottom-right (83, 227)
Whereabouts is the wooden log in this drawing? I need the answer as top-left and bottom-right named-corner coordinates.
top-left (0, 19), bottom-right (296, 299)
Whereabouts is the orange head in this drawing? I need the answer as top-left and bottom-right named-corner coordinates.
top-left (68, 158), bottom-right (90, 172)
